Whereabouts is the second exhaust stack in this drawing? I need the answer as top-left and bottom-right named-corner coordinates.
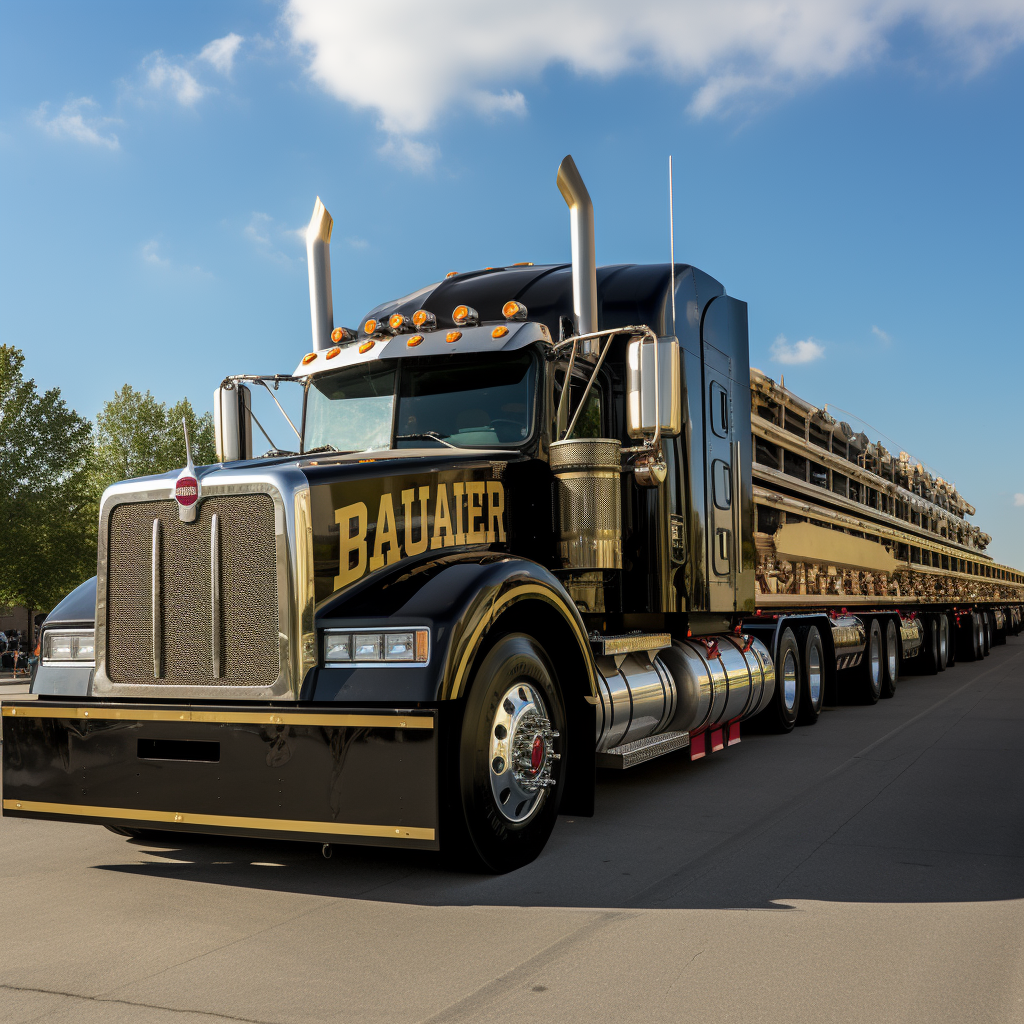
top-left (305, 197), bottom-right (334, 352)
top-left (556, 155), bottom-right (598, 355)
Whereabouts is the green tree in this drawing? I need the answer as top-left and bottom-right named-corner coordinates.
top-left (0, 346), bottom-right (96, 641)
top-left (93, 386), bottom-right (215, 495)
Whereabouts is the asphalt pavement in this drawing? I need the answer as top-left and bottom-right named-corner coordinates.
top-left (1, 638), bottom-right (1022, 1024)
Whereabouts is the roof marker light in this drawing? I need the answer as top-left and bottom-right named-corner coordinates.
top-left (326, 346), bottom-right (341, 359)
top-left (452, 305), bottom-right (478, 326)
top-left (445, 271), bottom-right (458, 279)
top-left (389, 313), bottom-right (413, 333)
top-left (359, 340), bottom-right (375, 354)
top-left (407, 335), bottom-right (424, 347)
top-left (331, 327), bottom-right (355, 343)
top-left (302, 352), bottom-right (317, 365)
top-left (492, 326), bottom-right (509, 339)
top-left (502, 300), bottom-right (527, 321)
top-left (364, 318), bottom-right (394, 337)
top-left (446, 331), bottom-right (462, 344)
top-left (511, 262), bottom-right (534, 267)
top-left (412, 309), bottom-right (436, 329)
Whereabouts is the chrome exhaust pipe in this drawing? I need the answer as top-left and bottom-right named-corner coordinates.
top-left (556, 155), bottom-right (598, 355)
top-left (305, 197), bottom-right (334, 352)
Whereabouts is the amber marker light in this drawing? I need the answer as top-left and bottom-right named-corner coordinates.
top-left (502, 300), bottom-right (527, 321)
top-left (326, 346), bottom-right (341, 359)
top-left (389, 313), bottom-right (410, 332)
top-left (301, 352), bottom-right (317, 365)
top-left (446, 331), bottom-right (462, 344)
top-left (412, 309), bottom-right (436, 329)
top-left (363, 319), bottom-right (378, 335)
top-left (331, 327), bottom-right (353, 343)
top-left (359, 340), bottom-right (375, 354)
top-left (445, 271), bottom-right (458, 279)
top-left (407, 335), bottom-right (424, 347)
top-left (452, 305), bottom-right (478, 326)
top-left (492, 326), bottom-right (509, 338)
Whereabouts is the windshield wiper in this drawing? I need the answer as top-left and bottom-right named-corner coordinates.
top-left (395, 432), bottom-right (458, 449)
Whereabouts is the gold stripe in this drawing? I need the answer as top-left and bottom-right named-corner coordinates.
top-left (447, 582), bottom-right (596, 700)
top-left (2, 799), bottom-right (434, 841)
top-left (0, 707), bottom-right (433, 729)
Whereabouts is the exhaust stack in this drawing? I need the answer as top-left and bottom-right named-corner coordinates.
top-left (305, 197), bottom-right (334, 352)
top-left (556, 155), bottom-right (598, 355)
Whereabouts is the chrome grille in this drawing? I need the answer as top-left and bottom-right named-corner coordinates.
top-left (106, 494), bottom-right (279, 687)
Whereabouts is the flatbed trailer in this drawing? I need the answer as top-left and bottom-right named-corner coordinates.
top-left (5, 156), bottom-right (1022, 871)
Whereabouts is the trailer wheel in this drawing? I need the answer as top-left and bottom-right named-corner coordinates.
top-left (846, 618), bottom-right (883, 704)
top-left (450, 632), bottom-right (566, 873)
top-left (880, 618), bottom-right (899, 699)
top-left (982, 613), bottom-right (991, 656)
top-left (937, 614), bottom-right (949, 671)
top-left (921, 616), bottom-right (940, 675)
top-left (796, 627), bottom-right (824, 725)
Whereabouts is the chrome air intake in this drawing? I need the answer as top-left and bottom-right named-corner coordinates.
top-left (594, 634), bottom-right (775, 755)
top-left (549, 438), bottom-right (622, 570)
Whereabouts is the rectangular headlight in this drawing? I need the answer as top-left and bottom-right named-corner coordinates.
top-left (323, 628), bottom-right (430, 666)
top-left (42, 630), bottom-right (95, 664)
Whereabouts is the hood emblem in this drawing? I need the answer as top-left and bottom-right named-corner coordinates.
top-left (174, 417), bottom-right (201, 522)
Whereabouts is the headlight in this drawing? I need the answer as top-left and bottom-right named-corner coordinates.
top-left (324, 628), bottom-right (429, 665)
top-left (42, 630), bottom-right (95, 664)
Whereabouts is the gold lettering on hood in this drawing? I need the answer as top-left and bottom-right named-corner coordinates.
top-left (335, 480), bottom-right (506, 591)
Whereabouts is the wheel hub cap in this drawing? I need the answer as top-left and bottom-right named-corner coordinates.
top-left (489, 683), bottom-right (560, 824)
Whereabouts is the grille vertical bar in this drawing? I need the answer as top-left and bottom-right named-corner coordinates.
top-left (151, 518), bottom-right (162, 678)
top-left (107, 494), bottom-right (279, 687)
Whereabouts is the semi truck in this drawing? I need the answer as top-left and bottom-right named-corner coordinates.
top-left (5, 156), bottom-right (1022, 872)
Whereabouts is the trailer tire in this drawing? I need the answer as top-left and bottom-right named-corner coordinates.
top-left (796, 626), bottom-right (825, 725)
top-left (845, 617), bottom-right (883, 705)
top-left (937, 614), bottom-right (949, 671)
top-left (921, 616), bottom-right (940, 675)
top-left (449, 632), bottom-right (566, 873)
top-left (982, 613), bottom-right (991, 656)
top-left (880, 618), bottom-right (899, 699)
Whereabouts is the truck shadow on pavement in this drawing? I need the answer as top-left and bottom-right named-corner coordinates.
top-left (97, 640), bottom-right (1024, 911)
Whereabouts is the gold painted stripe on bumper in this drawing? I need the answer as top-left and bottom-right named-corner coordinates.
top-left (1, 707), bottom-right (433, 729)
top-left (2, 799), bottom-right (435, 842)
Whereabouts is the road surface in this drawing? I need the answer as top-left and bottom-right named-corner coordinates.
top-left (1, 638), bottom-right (1022, 1023)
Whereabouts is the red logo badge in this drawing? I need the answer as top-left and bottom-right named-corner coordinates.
top-left (175, 476), bottom-right (199, 508)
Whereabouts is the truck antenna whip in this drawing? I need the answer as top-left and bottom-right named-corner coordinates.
top-left (668, 155), bottom-right (676, 336)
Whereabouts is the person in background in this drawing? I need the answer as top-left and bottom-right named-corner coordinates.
top-left (9, 631), bottom-right (21, 676)
top-left (0, 630), bottom-right (7, 674)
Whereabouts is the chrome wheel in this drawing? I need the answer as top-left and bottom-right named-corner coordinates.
top-left (808, 644), bottom-right (822, 707)
top-left (783, 650), bottom-right (798, 711)
top-left (869, 630), bottom-right (882, 696)
top-left (488, 682), bottom-right (560, 825)
top-left (886, 624), bottom-right (898, 681)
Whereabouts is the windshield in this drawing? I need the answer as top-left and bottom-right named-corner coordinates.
top-left (303, 350), bottom-right (537, 453)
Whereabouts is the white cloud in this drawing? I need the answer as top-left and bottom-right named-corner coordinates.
top-left (32, 98), bottom-right (119, 150)
top-left (199, 33), bottom-right (244, 75)
top-left (1014, 493), bottom-right (1024, 507)
top-left (141, 240), bottom-right (170, 267)
top-left (285, 0), bottom-right (1024, 133)
top-left (377, 135), bottom-right (441, 172)
top-left (771, 334), bottom-right (825, 365)
top-left (244, 212), bottom-right (293, 264)
top-left (872, 325), bottom-right (891, 343)
top-left (145, 54), bottom-right (205, 106)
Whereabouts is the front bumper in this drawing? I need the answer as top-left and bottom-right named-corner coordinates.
top-left (2, 701), bottom-right (438, 850)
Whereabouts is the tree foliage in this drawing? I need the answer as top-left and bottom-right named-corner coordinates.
top-left (93, 385), bottom-right (216, 495)
top-left (0, 345), bottom-right (96, 621)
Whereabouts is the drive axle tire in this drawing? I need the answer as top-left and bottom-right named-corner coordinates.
top-left (448, 633), bottom-right (566, 873)
top-left (880, 618), bottom-right (899, 699)
top-left (921, 615), bottom-right (940, 675)
top-left (797, 626), bottom-right (825, 725)
top-left (764, 627), bottom-right (801, 732)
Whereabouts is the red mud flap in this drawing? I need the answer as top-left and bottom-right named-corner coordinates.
top-left (2, 702), bottom-right (439, 850)
top-left (689, 720), bottom-right (741, 761)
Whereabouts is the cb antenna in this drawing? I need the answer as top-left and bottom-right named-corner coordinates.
top-left (668, 155), bottom-right (676, 336)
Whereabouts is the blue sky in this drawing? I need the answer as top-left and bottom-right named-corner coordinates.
top-left (2, 0), bottom-right (1023, 568)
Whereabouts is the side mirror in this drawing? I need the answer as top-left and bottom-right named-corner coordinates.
top-left (214, 383), bottom-right (252, 463)
top-left (627, 335), bottom-right (681, 439)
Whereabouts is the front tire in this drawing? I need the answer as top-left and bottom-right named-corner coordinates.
top-left (450, 633), bottom-right (566, 873)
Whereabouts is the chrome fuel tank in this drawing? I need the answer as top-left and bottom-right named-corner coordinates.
top-left (594, 651), bottom-right (676, 752)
